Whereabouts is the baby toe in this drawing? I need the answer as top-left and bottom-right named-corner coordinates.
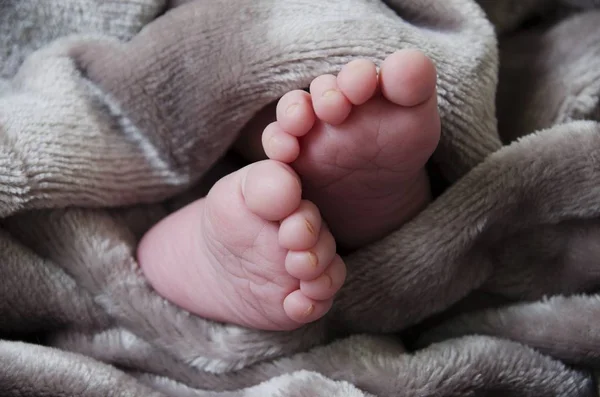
top-left (337, 59), bottom-right (378, 106)
top-left (285, 225), bottom-right (336, 281)
top-left (309, 74), bottom-right (352, 125)
top-left (275, 90), bottom-right (316, 137)
top-left (283, 290), bottom-right (333, 324)
top-left (379, 49), bottom-right (437, 107)
top-left (300, 255), bottom-right (346, 301)
top-left (279, 200), bottom-right (322, 251)
top-left (262, 122), bottom-right (300, 163)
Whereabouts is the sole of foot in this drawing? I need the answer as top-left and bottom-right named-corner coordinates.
top-left (262, 49), bottom-right (441, 249)
top-left (138, 160), bottom-right (346, 331)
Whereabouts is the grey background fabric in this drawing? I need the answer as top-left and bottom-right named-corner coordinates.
top-left (1, 0), bottom-right (600, 396)
top-left (0, 0), bottom-right (166, 78)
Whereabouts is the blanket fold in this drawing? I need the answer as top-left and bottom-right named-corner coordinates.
top-left (2, 0), bottom-right (600, 396)
top-left (497, 10), bottom-right (600, 142)
top-left (420, 294), bottom-right (600, 366)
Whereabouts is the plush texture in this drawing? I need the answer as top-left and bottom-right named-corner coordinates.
top-left (1, 0), bottom-right (600, 396)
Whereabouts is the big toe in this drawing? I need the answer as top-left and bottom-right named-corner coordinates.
top-left (380, 49), bottom-right (437, 107)
top-left (242, 160), bottom-right (302, 222)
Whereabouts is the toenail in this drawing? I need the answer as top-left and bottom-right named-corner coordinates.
top-left (268, 134), bottom-right (280, 148)
top-left (307, 251), bottom-right (318, 267)
top-left (303, 304), bottom-right (315, 317)
top-left (286, 104), bottom-right (299, 115)
top-left (305, 219), bottom-right (315, 236)
top-left (323, 89), bottom-right (338, 98)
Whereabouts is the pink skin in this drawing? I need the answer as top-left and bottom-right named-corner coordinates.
top-left (138, 160), bottom-right (345, 331)
top-left (137, 49), bottom-right (440, 331)
top-left (263, 49), bottom-right (440, 249)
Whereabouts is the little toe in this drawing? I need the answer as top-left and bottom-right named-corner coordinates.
top-left (285, 226), bottom-right (336, 281)
top-left (276, 90), bottom-right (316, 137)
top-left (309, 74), bottom-right (353, 125)
top-left (283, 290), bottom-right (333, 324)
top-left (337, 59), bottom-right (378, 105)
top-left (300, 255), bottom-right (346, 301)
top-left (380, 49), bottom-right (437, 107)
top-left (262, 122), bottom-right (300, 163)
top-left (242, 160), bottom-right (302, 222)
top-left (279, 200), bottom-right (322, 251)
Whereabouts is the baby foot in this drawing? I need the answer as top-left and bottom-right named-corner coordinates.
top-left (137, 160), bottom-right (346, 331)
top-left (262, 49), bottom-right (441, 249)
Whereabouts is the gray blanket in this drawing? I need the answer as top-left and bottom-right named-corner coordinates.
top-left (1, 0), bottom-right (600, 395)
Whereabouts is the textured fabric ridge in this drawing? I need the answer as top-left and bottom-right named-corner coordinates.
top-left (1, 0), bottom-right (600, 396)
